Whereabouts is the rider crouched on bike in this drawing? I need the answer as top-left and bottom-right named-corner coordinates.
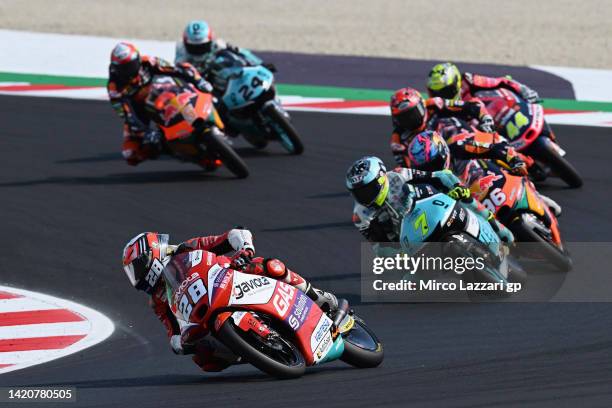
top-left (174, 20), bottom-right (277, 139)
top-left (405, 131), bottom-right (562, 216)
top-left (426, 62), bottom-right (540, 103)
top-left (389, 87), bottom-right (496, 167)
top-left (345, 157), bottom-right (514, 254)
top-left (107, 42), bottom-right (213, 166)
top-left (122, 228), bottom-right (338, 372)
top-left (175, 20), bottom-right (275, 80)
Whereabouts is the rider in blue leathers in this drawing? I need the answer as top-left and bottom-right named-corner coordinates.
top-left (345, 157), bottom-right (514, 254)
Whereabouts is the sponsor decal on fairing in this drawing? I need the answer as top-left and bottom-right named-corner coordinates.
top-left (285, 293), bottom-right (312, 331)
top-left (229, 272), bottom-right (275, 305)
top-left (309, 315), bottom-right (334, 362)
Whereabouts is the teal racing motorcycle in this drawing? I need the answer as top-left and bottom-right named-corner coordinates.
top-left (400, 188), bottom-right (526, 288)
top-left (208, 50), bottom-right (304, 154)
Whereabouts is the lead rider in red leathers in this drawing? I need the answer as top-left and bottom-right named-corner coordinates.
top-left (122, 228), bottom-right (338, 372)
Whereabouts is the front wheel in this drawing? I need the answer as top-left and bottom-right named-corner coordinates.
top-left (529, 136), bottom-right (582, 188)
top-left (216, 317), bottom-right (305, 379)
top-left (263, 103), bottom-right (304, 155)
top-left (510, 215), bottom-right (572, 272)
top-left (202, 127), bottom-right (249, 178)
top-left (340, 315), bottom-right (384, 368)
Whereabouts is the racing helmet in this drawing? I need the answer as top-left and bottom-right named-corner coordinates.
top-left (427, 62), bottom-right (462, 100)
top-left (407, 130), bottom-right (451, 172)
top-left (390, 87), bottom-right (428, 132)
top-left (122, 232), bottom-right (169, 294)
top-left (109, 42), bottom-right (141, 85)
top-left (346, 157), bottom-right (389, 208)
top-left (183, 20), bottom-right (214, 55)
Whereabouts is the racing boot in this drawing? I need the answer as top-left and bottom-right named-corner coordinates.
top-left (246, 257), bottom-right (338, 313)
top-left (540, 194), bottom-right (562, 217)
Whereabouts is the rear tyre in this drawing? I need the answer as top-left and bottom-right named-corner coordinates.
top-left (264, 104), bottom-right (304, 155)
top-left (530, 136), bottom-right (582, 188)
top-left (216, 318), bottom-right (305, 379)
top-left (340, 316), bottom-right (384, 368)
top-left (510, 216), bottom-right (572, 272)
top-left (204, 127), bottom-right (249, 178)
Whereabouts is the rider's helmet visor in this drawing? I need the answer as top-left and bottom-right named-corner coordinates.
top-left (352, 176), bottom-right (389, 207)
top-left (185, 41), bottom-right (213, 55)
top-left (394, 103), bottom-right (426, 131)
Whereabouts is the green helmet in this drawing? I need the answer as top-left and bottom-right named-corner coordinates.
top-left (427, 62), bottom-right (462, 100)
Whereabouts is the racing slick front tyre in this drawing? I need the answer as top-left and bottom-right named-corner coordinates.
top-left (340, 316), bottom-right (384, 368)
top-left (531, 136), bottom-right (582, 188)
top-left (216, 318), bottom-right (306, 379)
top-left (203, 127), bottom-right (249, 178)
top-left (263, 103), bottom-right (305, 155)
top-left (510, 216), bottom-right (573, 273)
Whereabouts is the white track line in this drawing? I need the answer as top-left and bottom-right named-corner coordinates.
top-left (0, 321), bottom-right (91, 340)
top-left (0, 297), bottom-right (60, 313)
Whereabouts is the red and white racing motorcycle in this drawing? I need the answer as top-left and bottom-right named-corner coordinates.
top-left (162, 250), bottom-right (383, 378)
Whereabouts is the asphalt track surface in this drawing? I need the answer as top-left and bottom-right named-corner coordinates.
top-left (1, 95), bottom-right (612, 408)
top-left (259, 51), bottom-right (575, 99)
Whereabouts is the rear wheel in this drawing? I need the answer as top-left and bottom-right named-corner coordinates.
top-left (444, 233), bottom-right (526, 286)
top-left (340, 315), bottom-right (384, 368)
top-left (510, 215), bottom-right (572, 272)
top-left (203, 127), bottom-right (249, 178)
top-left (263, 103), bottom-right (304, 155)
top-left (216, 317), bottom-right (305, 379)
top-left (529, 136), bottom-right (582, 188)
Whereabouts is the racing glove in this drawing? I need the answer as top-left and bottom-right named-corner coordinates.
top-left (520, 85), bottom-right (540, 103)
top-left (262, 62), bottom-right (277, 73)
top-left (491, 143), bottom-right (527, 175)
top-left (448, 185), bottom-right (472, 201)
top-left (507, 155), bottom-right (528, 176)
top-left (228, 228), bottom-right (255, 253)
top-left (478, 114), bottom-right (495, 133)
top-left (195, 78), bottom-right (213, 93)
top-left (230, 248), bottom-right (255, 270)
top-left (226, 44), bottom-right (240, 54)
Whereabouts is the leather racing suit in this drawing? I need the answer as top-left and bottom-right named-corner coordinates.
top-left (107, 56), bottom-right (212, 165)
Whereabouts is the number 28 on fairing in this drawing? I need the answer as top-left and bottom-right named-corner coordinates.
top-left (178, 279), bottom-right (207, 320)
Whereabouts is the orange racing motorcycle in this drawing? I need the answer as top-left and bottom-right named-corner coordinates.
top-left (144, 75), bottom-right (249, 178)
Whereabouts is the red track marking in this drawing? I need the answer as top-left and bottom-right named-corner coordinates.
top-left (0, 291), bottom-right (22, 300)
top-left (285, 100), bottom-right (388, 109)
top-left (543, 108), bottom-right (584, 115)
top-left (0, 335), bottom-right (86, 352)
top-left (0, 309), bottom-right (85, 327)
top-left (0, 364), bottom-right (13, 368)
